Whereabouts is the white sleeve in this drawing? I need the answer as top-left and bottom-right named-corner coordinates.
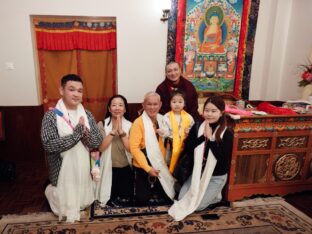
top-left (161, 113), bottom-right (172, 138)
top-left (189, 114), bottom-right (195, 128)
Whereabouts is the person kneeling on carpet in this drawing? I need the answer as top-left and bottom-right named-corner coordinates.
top-left (129, 92), bottom-right (176, 206)
top-left (95, 94), bottom-right (134, 207)
top-left (41, 74), bottom-right (103, 222)
top-left (168, 95), bottom-right (233, 221)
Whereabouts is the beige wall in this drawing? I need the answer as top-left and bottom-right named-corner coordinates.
top-left (0, 0), bottom-right (311, 106)
top-left (0, 0), bottom-right (168, 105)
top-left (250, 0), bottom-right (312, 101)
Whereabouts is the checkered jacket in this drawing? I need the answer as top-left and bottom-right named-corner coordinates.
top-left (41, 110), bottom-right (103, 186)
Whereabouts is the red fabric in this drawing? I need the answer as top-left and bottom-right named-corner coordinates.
top-left (175, 0), bottom-right (186, 65)
top-left (112, 50), bottom-right (117, 94)
top-left (233, 0), bottom-right (250, 99)
top-left (36, 31), bottom-right (116, 51)
top-left (257, 102), bottom-right (297, 115)
top-left (225, 104), bottom-right (253, 116)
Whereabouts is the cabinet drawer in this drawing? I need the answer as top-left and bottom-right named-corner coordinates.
top-left (276, 135), bottom-right (309, 149)
top-left (237, 137), bottom-right (272, 151)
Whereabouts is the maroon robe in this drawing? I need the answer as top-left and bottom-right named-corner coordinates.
top-left (156, 77), bottom-right (200, 120)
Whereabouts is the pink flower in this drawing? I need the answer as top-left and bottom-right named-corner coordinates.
top-left (298, 62), bottom-right (312, 87)
top-left (301, 71), bottom-right (310, 80)
top-left (306, 73), bottom-right (312, 82)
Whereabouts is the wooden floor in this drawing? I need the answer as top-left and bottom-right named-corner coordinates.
top-left (0, 160), bottom-right (50, 215)
top-left (0, 160), bottom-right (311, 218)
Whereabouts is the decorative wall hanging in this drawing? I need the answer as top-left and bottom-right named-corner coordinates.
top-left (167, 0), bottom-right (260, 99)
top-left (33, 17), bottom-right (117, 121)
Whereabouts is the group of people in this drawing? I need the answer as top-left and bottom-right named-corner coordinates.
top-left (41, 62), bottom-right (233, 223)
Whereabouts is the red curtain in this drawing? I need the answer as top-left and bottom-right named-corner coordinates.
top-left (35, 18), bottom-right (117, 121)
top-left (35, 20), bottom-right (116, 51)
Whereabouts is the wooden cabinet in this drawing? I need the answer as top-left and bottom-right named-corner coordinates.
top-left (225, 114), bottom-right (312, 201)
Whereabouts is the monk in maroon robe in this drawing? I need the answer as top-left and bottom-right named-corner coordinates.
top-left (156, 62), bottom-right (200, 120)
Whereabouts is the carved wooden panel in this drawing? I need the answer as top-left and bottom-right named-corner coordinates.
top-left (272, 153), bottom-right (303, 181)
top-left (234, 154), bottom-right (269, 184)
top-left (276, 136), bottom-right (308, 149)
top-left (237, 137), bottom-right (272, 151)
top-left (227, 115), bottom-right (312, 201)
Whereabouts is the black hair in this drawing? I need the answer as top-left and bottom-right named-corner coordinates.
top-left (165, 61), bottom-right (180, 72)
top-left (61, 74), bottom-right (83, 87)
top-left (203, 95), bottom-right (226, 143)
top-left (104, 94), bottom-right (130, 125)
top-left (169, 89), bottom-right (186, 102)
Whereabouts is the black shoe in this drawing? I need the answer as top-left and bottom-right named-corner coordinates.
top-left (119, 198), bottom-right (132, 207)
top-left (206, 200), bottom-right (230, 210)
top-left (154, 198), bottom-right (166, 205)
top-left (148, 198), bottom-right (158, 206)
top-left (112, 197), bottom-right (135, 207)
top-left (201, 213), bottom-right (220, 220)
top-left (108, 197), bottom-right (123, 208)
top-left (147, 197), bottom-right (164, 206)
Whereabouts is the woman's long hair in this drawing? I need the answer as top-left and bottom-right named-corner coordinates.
top-left (203, 95), bottom-right (227, 143)
top-left (104, 94), bottom-right (130, 125)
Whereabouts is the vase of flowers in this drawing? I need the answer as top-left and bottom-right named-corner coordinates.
top-left (298, 62), bottom-right (312, 100)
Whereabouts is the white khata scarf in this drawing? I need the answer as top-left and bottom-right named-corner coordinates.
top-left (95, 117), bottom-right (132, 205)
top-left (45, 99), bottom-right (94, 223)
top-left (168, 122), bottom-right (226, 221)
top-left (142, 111), bottom-right (175, 200)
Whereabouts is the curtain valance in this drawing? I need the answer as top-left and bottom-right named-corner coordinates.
top-left (35, 21), bottom-right (116, 51)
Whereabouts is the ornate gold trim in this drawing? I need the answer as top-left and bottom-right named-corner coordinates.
top-left (274, 154), bottom-right (301, 181)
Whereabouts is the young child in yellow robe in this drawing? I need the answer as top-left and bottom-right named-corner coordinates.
top-left (158, 90), bottom-right (194, 173)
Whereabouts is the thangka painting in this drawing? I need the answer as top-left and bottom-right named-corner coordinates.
top-left (183, 0), bottom-right (244, 93)
top-left (166, 0), bottom-right (260, 98)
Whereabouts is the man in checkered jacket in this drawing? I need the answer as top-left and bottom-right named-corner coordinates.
top-left (41, 74), bottom-right (103, 222)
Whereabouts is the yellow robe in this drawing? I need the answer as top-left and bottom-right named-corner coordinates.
top-left (168, 110), bottom-right (192, 173)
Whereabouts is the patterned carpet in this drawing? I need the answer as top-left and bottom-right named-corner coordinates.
top-left (91, 201), bottom-right (170, 218)
top-left (1, 197), bottom-right (311, 234)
